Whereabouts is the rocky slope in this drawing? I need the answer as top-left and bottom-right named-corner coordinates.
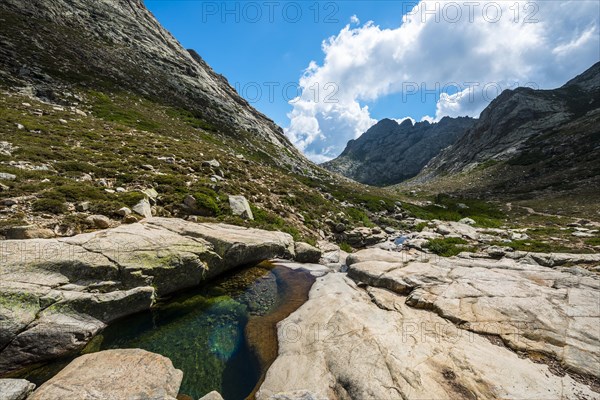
top-left (0, 0), bottom-right (414, 245)
top-left (0, 0), bottom-right (299, 161)
top-left (323, 117), bottom-right (475, 186)
top-left (411, 62), bottom-right (600, 197)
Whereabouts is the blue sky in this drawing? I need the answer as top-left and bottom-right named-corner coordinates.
top-left (146, 1), bottom-right (600, 162)
top-left (145, 1), bottom-right (417, 126)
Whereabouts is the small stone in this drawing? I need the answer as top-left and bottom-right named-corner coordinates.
top-left (572, 231), bottom-right (594, 238)
top-left (229, 195), bottom-right (253, 220)
top-left (132, 198), bottom-right (152, 219)
top-left (117, 207), bottom-right (132, 217)
top-left (0, 172), bottom-right (17, 181)
top-left (202, 159), bottom-right (220, 168)
top-left (104, 189), bottom-right (115, 194)
top-left (59, 119), bottom-right (68, 124)
top-left (457, 203), bottom-right (469, 209)
top-left (141, 164), bottom-right (155, 171)
top-left (123, 215), bottom-right (138, 224)
top-left (458, 217), bottom-right (476, 225)
top-left (16, 123), bottom-right (25, 130)
top-left (334, 223), bottom-right (346, 233)
top-left (74, 109), bottom-right (87, 117)
top-left (76, 201), bottom-right (90, 212)
top-left (436, 225), bottom-right (452, 235)
top-left (86, 215), bottom-right (111, 229)
top-left (141, 188), bottom-right (158, 199)
top-left (116, 187), bottom-right (126, 193)
top-left (80, 173), bottom-right (93, 182)
top-left (0, 182), bottom-right (9, 191)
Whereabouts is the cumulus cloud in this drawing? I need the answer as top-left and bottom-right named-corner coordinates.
top-left (285, 0), bottom-right (600, 162)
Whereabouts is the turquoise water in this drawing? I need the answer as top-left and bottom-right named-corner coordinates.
top-left (96, 264), bottom-right (291, 400)
top-left (17, 263), bottom-right (313, 399)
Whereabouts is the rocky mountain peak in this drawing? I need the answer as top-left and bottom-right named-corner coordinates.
top-left (0, 0), bottom-right (308, 168)
top-left (323, 116), bottom-right (476, 186)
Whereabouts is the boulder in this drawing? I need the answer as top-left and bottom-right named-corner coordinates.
top-left (75, 201), bottom-right (90, 212)
top-left (116, 207), bottom-right (131, 217)
top-left (345, 249), bottom-right (600, 378)
top-left (229, 195), bottom-right (254, 220)
top-left (132, 198), bottom-right (152, 219)
top-left (198, 391), bottom-right (224, 400)
top-left (0, 218), bottom-right (294, 375)
top-left (141, 188), bottom-right (158, 200)
top-left (202, 159), bottom-right (220, 168)
top-left (85, 215), bottom-right (111, 229)
top-left (0, 172), bottom-right (16, 180)
top-left (0, 379), bottom-right (36, 400)
top-left (4, 226), bottom-right (55, 239)
top-left (294, 242), bottom-right (322, 264)
top-left (435, 224), bottom-right (452, 235)
top-left (316, 241), bottom-right (340, 265)
top-left (458, 217), bottom-right (476, 225)
top-left (28, 349), bottom-right (182, 400)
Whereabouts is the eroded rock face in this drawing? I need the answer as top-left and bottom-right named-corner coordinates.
top-left (28, 349), bottom-right (182, 400)
top-left (0, 218), bottom-right (294, 376)
top-left (259, 249), bottom-right (600, 399)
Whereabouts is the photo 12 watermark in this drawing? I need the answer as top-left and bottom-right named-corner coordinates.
top-left (200, 1), bottom-right (340, 23)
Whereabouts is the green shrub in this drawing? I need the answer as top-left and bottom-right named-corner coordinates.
top-left (415, 222), bottom-right (428, 232)
top-left (346, 207), bottom-right (373, 227)
top-left (339, 242), bottom-right (354, 253)
top-left (194, 193), bottom-right (220, 216)
top-left (32, 198), bottom-right (67, 214)
top-left (89, 200), bottom-right (125, 217)
top-left (55, 184), bottom-right (106, 202)
top-left (428, 237), bottom-right (470, 257)
top-left (117, 192), bottom-right (146, 207)
top-left (585, 237), bottom-right (600, 246)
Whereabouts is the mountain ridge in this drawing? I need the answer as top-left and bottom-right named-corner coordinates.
top-left (323, 115), bottom-right (476, 186)
top-left (411, 61), bottom-right (600, 197)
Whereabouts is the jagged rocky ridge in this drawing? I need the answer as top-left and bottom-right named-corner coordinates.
top-left (0, 0), bottom-right (306, 168)
top-left (323, 117), bottom-right (475, 186)
top-left (413, 62), bottom-right (600, 195)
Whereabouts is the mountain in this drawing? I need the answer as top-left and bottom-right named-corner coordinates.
top-left (323, 116), bottom-right (476, 186)
top-left (0, 0), bottom-right (302, 166)
top-left (412, 61), bottom-right (600, 198)
top-left (0, 0), bottom-right (406, 241)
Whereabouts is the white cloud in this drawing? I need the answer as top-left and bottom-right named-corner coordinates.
top-left (350, 15), bottom-right (360, 25)
top-left (285, 0), bottom-right (600, 161)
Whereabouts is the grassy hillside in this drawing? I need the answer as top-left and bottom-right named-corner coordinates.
top-left (0, 87), bottom-right (409, 242)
